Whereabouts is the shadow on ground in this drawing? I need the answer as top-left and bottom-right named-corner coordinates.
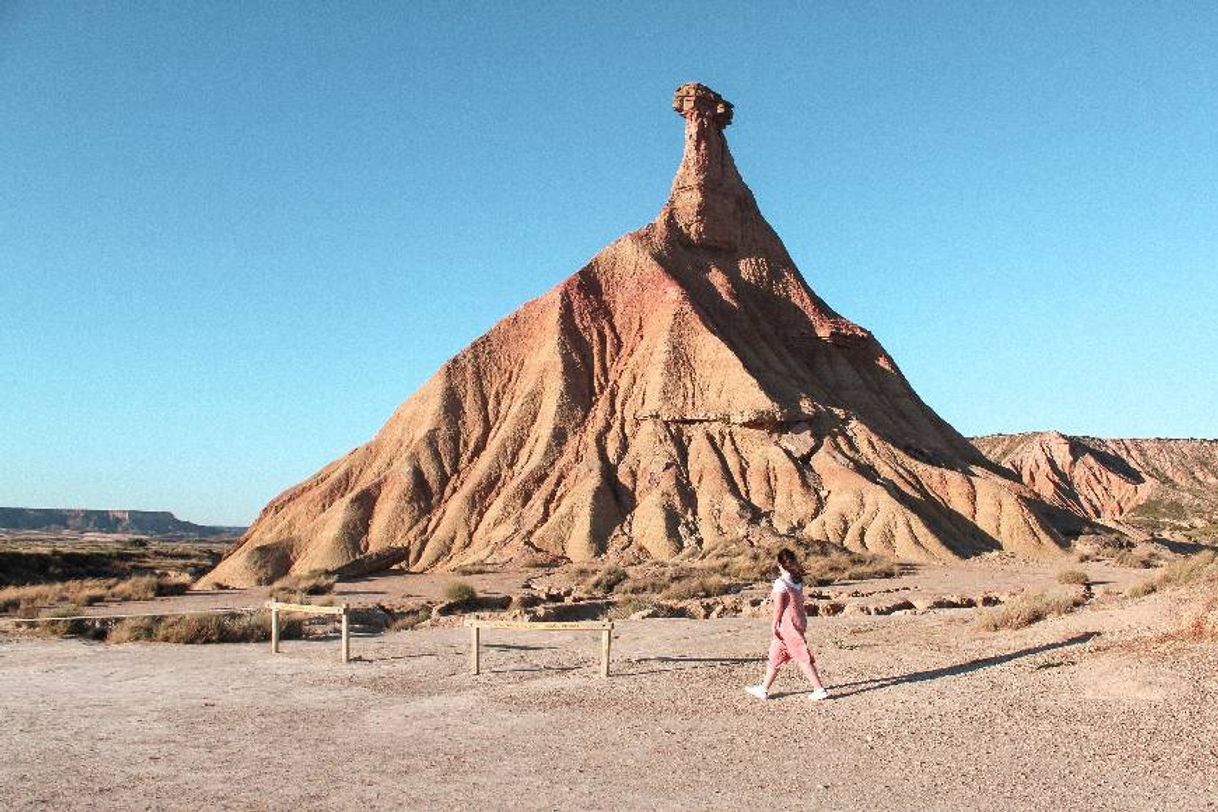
top-left (621, 655), bottom-right (767, 676)
top-left (829, 632), bottom-right (1100, 699)
top-left (484, 642), bottom-right (558, 652)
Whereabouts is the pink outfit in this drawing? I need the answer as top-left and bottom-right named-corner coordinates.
top-left (767, 576), bottom-right (814, 669)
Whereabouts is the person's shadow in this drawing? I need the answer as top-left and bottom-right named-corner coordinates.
top-left (825, 632), bottom-right (1100, 699)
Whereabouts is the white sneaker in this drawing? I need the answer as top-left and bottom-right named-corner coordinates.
top-left (744, 684), bottom-right (769, 700)
top-left (807, 688), bottom-right (830, 701)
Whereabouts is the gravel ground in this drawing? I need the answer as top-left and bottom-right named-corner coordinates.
top-left (2, 583), bottom-right (1215, 811)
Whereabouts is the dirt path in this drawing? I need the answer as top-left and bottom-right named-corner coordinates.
top-left (2, 589), bottom-right (1214, 810)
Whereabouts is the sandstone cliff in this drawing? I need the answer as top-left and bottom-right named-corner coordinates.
top-left (203, 84), bottom-right (1068, 587)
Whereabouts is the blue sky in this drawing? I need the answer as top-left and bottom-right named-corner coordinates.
top-left (2, 2), bottom-right (1215, 525)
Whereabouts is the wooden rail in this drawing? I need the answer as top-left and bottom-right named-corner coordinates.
top-left (0, 607), bottom-right (259, 623)
top-left (464, 619), bottom-right (613, 677)
top-left (267, 600), bottom-right (350, 663)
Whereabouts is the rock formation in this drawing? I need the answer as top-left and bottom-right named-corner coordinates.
top-left (0, 507), bottom-right (241, 537)
top-left (973, 433), bottom-right (1218, 534)
top-left (203, 83), bottom-right (1070, 587)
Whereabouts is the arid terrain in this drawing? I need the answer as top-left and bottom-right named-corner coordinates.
top-left (2, 556), bottom-right (1215, 811)
top-left (0, 532), bottom-right (228, 588)
top-left (4, 82), bottom-right (1215, 811)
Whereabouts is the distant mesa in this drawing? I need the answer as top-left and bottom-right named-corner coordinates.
top-left (204, 83), bottom-right (1101, 587)
top-left (0, 508), bottom-right (244, 538)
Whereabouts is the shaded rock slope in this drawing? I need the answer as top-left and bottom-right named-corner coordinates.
top-left (973, 433), bottom-right (1218, 536)
top-left (204, 84), bottom-right (1068, 587)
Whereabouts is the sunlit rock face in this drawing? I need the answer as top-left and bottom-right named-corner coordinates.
top-left (664, 83), bottom-right (748, 251)
top-left (202, 83), bottom-right (1070, 588)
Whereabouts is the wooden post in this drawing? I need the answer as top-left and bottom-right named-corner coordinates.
top-left (340, 605), bottom-right (350, 664)
top-left (270, 606), bottom-right (280, 654)
top-left (601, 627), bottom-right (611, 678)
top-left (462, 619), bottom-right (612, 677)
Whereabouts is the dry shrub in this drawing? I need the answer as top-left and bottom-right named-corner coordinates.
top-left (0, 583), bottom-right (66, 613)
top-left (388, 607), bottom-right (431, 632)
top-left (443, 581), bottom-right (477, 603)
top-left (712, 547), bottom-right (778, 581)
top-left (1125, 579), bottom-right (1157, 599)
top-left (106, 575), bottom-right (160, 602)
top-left (608, 566), bottom-right (732, 599)
top-left (710, 542), bottom-right (897, 586)
top-left (105, 616), bottom-right (159, 644)
top-left (1056, 569), bottom-right (1090, 585)
top-left (453, 563), bottom-right (495, 575)
top-left (1125, 551), bottom-right (1217, 599)
top-left (35, 605), bottom-right (91, 637)
top-left (661, 575), bottom-right (732, 601)
top-left (1157, 551), bottom-right (1218, 587)
top-left (975, 590), bottom-right (1084, 632)
top-left (108, 610), bottom-right (301, 644)
top-left (806, 551), bottom-right (899, 585)
top-left (0, 575), bottom-right (191, 614)
top-left (1113, 548), bottom-right (1159, 569)
top-left (614, 568), bottom-right (694, 596)
top-left (587, 566), bottom-right (628, 595)
top-left (569, 564), bottom-right (599, 579)
top-left (154, 577), bottom-right (191, 597)
top-left (269, 571), bottom-right (336, 603)
top-left (17, 581), bottom-right (108, 609)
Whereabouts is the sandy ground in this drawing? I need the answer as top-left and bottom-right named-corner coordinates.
top-left (2, 576), bottom-right (1215, 811)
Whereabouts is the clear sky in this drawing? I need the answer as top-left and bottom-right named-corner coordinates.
top-left (2, 2), bottom-right (1215, 526)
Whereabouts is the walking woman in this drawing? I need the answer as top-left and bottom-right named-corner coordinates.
top-left (744, 548), bottom-right (829, 701)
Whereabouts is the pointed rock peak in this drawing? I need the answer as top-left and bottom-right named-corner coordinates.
top-left (662, 83), bottom-right (755, 251)
top-left (673, 82), bottom-right (734, 128)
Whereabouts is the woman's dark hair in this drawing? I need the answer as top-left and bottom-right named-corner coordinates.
top-left (777, 548), bottom-right (804, 584)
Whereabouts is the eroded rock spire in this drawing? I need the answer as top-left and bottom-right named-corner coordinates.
top-left (663, 83), bottom-right (753, 251)
top-left (201, 85), bottom-right (1071, 589)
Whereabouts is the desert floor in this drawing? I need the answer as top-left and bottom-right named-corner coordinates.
top-left (2, 563), bottom-right (1215, 811)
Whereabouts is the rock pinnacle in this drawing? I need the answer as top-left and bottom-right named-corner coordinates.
top-left (663, 83), bottom-right (754, 251)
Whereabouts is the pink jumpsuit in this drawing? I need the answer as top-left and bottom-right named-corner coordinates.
top-left (767, 577), bottom-right (814, 669)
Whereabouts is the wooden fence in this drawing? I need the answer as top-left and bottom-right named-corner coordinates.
top-left (464, 619), bottom-right (614, 677)
top-left (267, 601), bottom-right (350, 663)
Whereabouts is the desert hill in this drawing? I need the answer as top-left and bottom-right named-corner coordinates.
top-left (0, 507), bottom-right (242, 538)
top-left (972, 433), bottom-right (1218, 539)
top-left (202, 84), bottom-right (1070, 588)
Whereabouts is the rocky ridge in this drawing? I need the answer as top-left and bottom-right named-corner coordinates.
top-left (0, 508), bottom-right (242, 538)
top-left (972, 432), bottom-right (1218, 538)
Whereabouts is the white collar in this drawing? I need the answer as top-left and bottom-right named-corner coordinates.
top-left (778, 568), bottom-right (803, 591)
